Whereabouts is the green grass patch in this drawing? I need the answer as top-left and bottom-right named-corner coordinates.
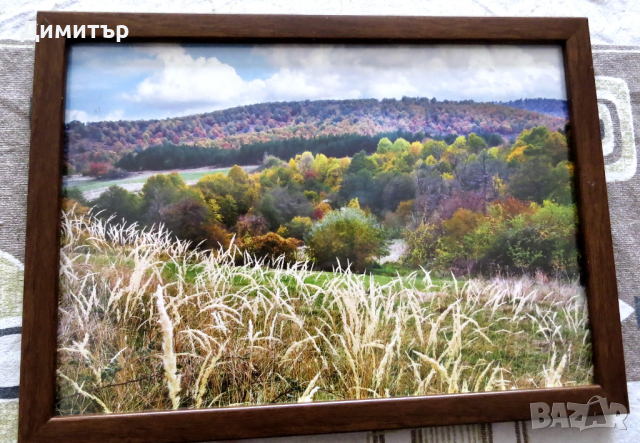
top-left (66, 166), bottom-right (252, 193)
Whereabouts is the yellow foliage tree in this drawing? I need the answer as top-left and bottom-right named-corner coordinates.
top-left (348, 198), bottom-right (360, 209)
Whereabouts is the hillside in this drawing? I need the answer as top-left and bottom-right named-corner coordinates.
top-left (65, 97), bottom-right (567, 174)
top-left (498, 98), bottom-right (569, 119)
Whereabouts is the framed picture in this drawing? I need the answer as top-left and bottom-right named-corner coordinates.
top-left (20, 12), bottom-right (627, 443)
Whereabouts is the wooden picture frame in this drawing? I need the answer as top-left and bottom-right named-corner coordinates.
top-left (20, 12), bottom-right (627, 443)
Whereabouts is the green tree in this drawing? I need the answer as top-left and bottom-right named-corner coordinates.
top-left (142, 173), bottom-right (187, 223)
top-left (256, 187), bottom-right (313, 230)
top-left (228, 165), bottom-right (249, 184)
top-left (377, 137), bottom-right (393, 154)
top-left (306, 207), bottom-right (389, 272)
top-left (337, 168), bottom-right (379, 211)
top-left (507, 127), bottom-right (572, 204)
top-left (467, 133), bottom-right (487, 154)
top-left (215, 194), bottom-right (239, 228)
top-left (93, 186), bottom-right (143, 224)
top-left (403, 221), bottom-right (439, 268)
top-left (530, 201), bottom-right (579, 275)
top-left (347, 150), bottom-right (377, 174)
top-left (391, 138), bottom-right (411, 154)
top-left (196, 173), bottom-right (235, 198)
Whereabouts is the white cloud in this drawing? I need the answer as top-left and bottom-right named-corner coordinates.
top-left (65, 109), bottom-right (125, 123)
top-left (104, 109), bottom-right (125, 121)
top-left (124, 44), bottom-right (567, 116)
top-left (124, 45), bottom-right (267, 111)
top-left (66, 109), bottom-right (90, 122)
top-left (256, 44), bottom-right (566, 102)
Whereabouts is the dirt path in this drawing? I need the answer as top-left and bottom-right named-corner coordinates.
top-left (379, 239), bottom-right (406, 264)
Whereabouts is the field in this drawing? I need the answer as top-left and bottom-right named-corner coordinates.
top-left (64, 165), bottom-right (258, 200)
top-left (56, 210), bottom-right (593, 414)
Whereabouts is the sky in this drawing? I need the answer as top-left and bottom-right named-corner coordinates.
top-left (65, 43), bottom-right (567, 123)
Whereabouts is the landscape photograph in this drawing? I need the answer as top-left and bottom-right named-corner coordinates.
top-left (57, 43), bottom-right (593, 415)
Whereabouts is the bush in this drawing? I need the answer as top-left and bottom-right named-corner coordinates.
top-left (403, 221), bottom-right (439, 268)
top-left (238, 232), bottom-right (302, 264)
top-left (401, 198), bottom-right (579, 278)
top-left (236, 214), bottom-right (268, 237)
top-left (204, 222), bottom-right (233, 250)
top-left (306, 207), bottom-right (389, 272)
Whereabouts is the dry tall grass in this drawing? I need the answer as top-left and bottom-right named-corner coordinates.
top-left (56, 209), bottom-right (593, 414)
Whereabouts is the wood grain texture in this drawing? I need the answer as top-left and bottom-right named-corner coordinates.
top-left (563, 22), bottom-right (628, 407)
top-left (18, 13), bottom-right (67, 443)
top-left (33, 386), bottom-right (612, 442)
top-left (18, 12), bottom-right (627, 443)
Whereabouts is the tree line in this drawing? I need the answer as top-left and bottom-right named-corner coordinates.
top-left (114, 131), bottom-right (505, 173)
top-left (65, 125), bottom-right (579, 278)
top-left (64, 97), bottom-right (567, 176)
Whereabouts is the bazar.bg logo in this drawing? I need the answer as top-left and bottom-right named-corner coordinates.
top-left (21, 21), bottom-right (128, 42)
top-left (531, 396), bottom-right (628, 431)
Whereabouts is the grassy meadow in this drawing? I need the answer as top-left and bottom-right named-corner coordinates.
top-left (56, 209), bottom-right (592, 415)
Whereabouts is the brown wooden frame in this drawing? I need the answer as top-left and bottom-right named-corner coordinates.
top-left (20, 12), bottom-right (627, 443)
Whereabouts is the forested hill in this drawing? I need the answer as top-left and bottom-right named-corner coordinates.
top-left (65, 97), bottom-right (567, 174)
top-left (498, 98), bottom-right (569, 119)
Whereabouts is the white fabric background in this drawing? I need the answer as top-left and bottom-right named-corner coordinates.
top-left (0, 0), bottom-right (639, 45)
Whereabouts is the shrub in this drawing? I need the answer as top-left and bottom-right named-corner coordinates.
top-left (402, 198), bottom-right (579, 278)
top-left (62, 197), bottom-right (90, 219)
top-left (276, 225), bottom-right (290, 238)
top-left (312, 207), bottom-right (325, 220)
top-left (101, 167), bottom-right (129, 180)
top-left (236, 214), bottom-right (268, 237)
top-left (402, 221), bottom-right (439, 268)
top-left (204, 222), bottom-right (233, 250)
top-left (238, 232), bottom-right (302, 264)
top-left (314, 201), bottom-right (332, 218)
top-left (306, 207), bottom-right (389, 272)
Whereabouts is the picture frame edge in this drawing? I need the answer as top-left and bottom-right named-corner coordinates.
top-left (18, 13), bottom-right (628, 443)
